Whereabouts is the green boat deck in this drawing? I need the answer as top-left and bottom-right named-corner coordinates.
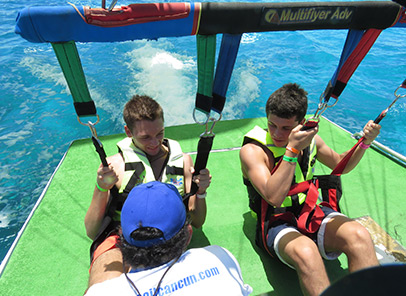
top-left (1, 117), bottom-right (405, 295)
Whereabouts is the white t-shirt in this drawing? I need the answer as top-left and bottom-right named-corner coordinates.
top-left (85, 245), bottom-right (252, 296)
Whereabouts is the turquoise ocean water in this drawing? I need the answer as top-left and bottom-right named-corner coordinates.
top-left (1, 0), bottom-right (406, 265)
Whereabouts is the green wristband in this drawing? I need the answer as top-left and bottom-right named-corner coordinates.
top-left (96, 183), bottom-right (108, 192)
top-left (283, 155), bottom-right (298, 163)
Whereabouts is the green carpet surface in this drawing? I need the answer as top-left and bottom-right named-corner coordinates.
top-left (1, 117), bottom-right (405, 295)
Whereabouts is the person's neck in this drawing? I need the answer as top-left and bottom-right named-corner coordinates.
top-left (146, 146), bottom-right (168, 163)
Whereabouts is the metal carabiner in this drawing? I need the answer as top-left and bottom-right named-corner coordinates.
top-left (77, 115), bottom-right (100, 138)
top-left (394, 83), bottom-right (406, 100)
top-left (372, 82), bottom-right (406, 124)
top-left (313, 93), bottom-right (339, 120)
top-left (384, 82), bottom-right (406, 114)
top-left (88, 121), bottom-right (98, 139)
top-left (312, 100), bottom-right (328, 119)
top-left (201, 113), bottom-right (222, 137)
top-left (192, 108), bottom-right (222, 137)
top-left (313, 81), bottom-right (339, 119)
top-left (192, 108), bottom-right (210, 126)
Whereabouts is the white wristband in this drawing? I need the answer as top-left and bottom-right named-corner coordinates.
top-left (196, 192), bottom-right (207, 199)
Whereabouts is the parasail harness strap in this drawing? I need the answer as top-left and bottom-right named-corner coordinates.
top-left (305, 28), bottom-right (382, 129)
top-left (185, 33), bottom-right (241, 203)
top-left (51, 41), bottom-right (97, 118)
top-left (52, 41), bottom-right (122, 259)
top-left (313, 4), bottom-right (405, 124)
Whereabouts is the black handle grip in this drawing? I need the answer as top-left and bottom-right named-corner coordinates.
top-left (190, 135), bottom-right (214, 195)
top-left (92, 136), bottom-right (108, 167)
top-left (373, 110), bottom-right (387, 124)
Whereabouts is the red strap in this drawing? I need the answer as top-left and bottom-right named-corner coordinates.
top-left (336, 29), bottom-right (382, 87)
top-left (290, 136), bottom-right (364, 233)
top-left (326, 189), bottom-right (338, 211)
top-left (260, 198), bottom-right (296, 256)
top-left (331, 137), bottom-right (364, 175)
top-left (287, 180), bottom-right (311, 195)
top-left (267, 146), bottom-right (346, 236)
top-left (295, 181), bottom-right (324, 234)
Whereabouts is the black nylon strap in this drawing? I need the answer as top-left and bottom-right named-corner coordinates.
top-left (211, 93), bottom-right (226, 114)
top-left (190, 135), bottom-right (214, 196)
top-left (165, 165), bottom-right (184, 176)
top-left (195, 93), bottom-right (213, 113)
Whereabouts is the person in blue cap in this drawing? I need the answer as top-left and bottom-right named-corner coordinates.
top-left (85, 181), bottom-right (252, 296)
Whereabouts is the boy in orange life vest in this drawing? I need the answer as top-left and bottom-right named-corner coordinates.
top-left (239, 83), bottom-right (380, 296)
top-left (85, 95), bottom-right (211, 288)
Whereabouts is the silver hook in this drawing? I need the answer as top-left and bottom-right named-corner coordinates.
top-left (88, 121), bottom-right (98, 138)
top-left (201, 114), bottom-right (222, 137)
top-left (312, 101), bottom-right (328, 120)
top-left (192, 108), bottom-right (210, 125)
top-left (394, 84), bottom-right (406, 100)
top-left (77, 115), bottom-right (100, 138)
top-left (313, 90), bottom-right (339, 120)
top-left (192, 108), bottom-right (222, 137)
top-left (378, 83), bottom-right (406, 118)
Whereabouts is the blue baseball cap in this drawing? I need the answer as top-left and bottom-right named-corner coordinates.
top-left (121, 181), bottom-right (186, 247)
